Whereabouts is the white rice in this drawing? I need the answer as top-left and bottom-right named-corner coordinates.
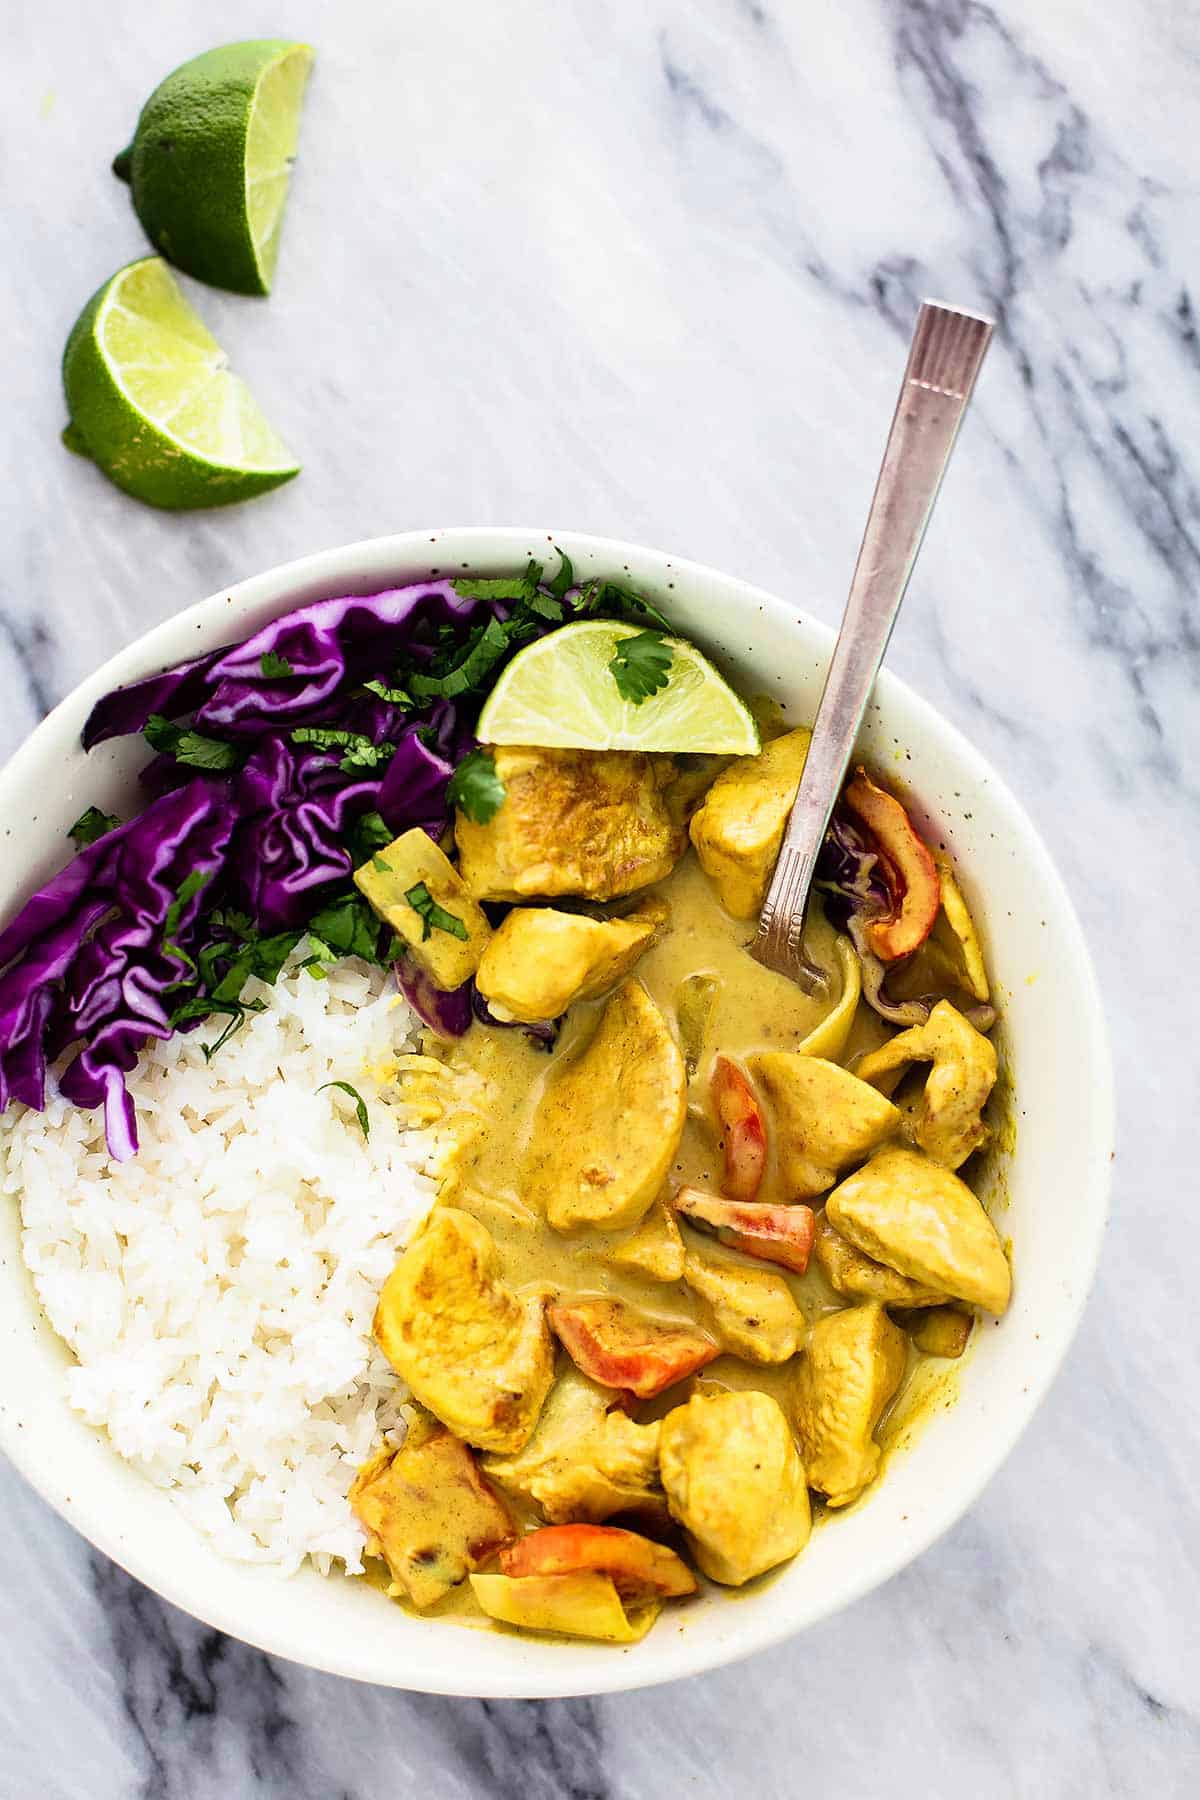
top-left (2, 951), bottom-right (448, 1575)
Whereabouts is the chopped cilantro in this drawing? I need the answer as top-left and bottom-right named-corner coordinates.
top-left (446, 749), bottom-right (506, 824)
top-left (68, 806), bottom-right (121, 847)
top-left (291, 727), bottom-right (396, 774)
top-left (259, 651), bottom-right (294, 679)
top-left (306, 890), bottom-right (385, 963)
top-left (362, 678), bottom-right (413, 707)
top-left (161, 869), bottom-right (213, 979)
top-left (345, 809), bottom-right (394, 867)
top-left (144, 714), bottom-right (243, 773)
top-left (609, 630), bottom-right (674, 704)
top-left (317, 1080), bottom-right (370, 1139)
top-left (410, 616), bottom-right (512, 700)
top-left (545, 547), bottom-right (575, 600)
top-left (404, 881), bottom-right (468, 942)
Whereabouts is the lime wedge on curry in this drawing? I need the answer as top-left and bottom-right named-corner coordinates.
top-left (476, 620), bottom-right (761, 754)
top-left (61, 257), bottom-right (300, 510)
top-left (113, 40), bottom-right (314, 296)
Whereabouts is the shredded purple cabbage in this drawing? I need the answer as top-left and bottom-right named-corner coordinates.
top-left (471, 983), bottom-right (560, 1049)
top-left (394, 955), bottom-right (474, 1038)
top-left (0, 781), bottom-right (236, 1158)
top-left (2, 566), bottom-right (667, 1155)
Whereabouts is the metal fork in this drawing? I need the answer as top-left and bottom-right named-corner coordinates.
top-left (752, 300), bottom-right (994, 992)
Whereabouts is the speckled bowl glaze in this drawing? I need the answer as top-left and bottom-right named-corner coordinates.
top-left (0, 529), bottom-right (1113, 1697)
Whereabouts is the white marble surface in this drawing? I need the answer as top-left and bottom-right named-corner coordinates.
top-left (2, 0), bottom-right (1197, 1793)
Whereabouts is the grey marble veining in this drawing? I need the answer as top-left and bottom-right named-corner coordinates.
top-left (2, 0), bottom-right (1198, 1794)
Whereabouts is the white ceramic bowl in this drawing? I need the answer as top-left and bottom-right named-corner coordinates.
top-left (0, 528), bottom-right (1112, 1697)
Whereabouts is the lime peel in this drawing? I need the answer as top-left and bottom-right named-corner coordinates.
top-left (62, 256), bottom-right (299, 511)
top-left (475, 620), bottom-right (761, 755)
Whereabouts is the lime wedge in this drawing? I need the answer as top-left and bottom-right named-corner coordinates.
top-left (114, 40), bottom-right (314, 296)
top-left (476, 620), bottom-right (761, 755)
top-left (62, 257), bottom-right (300, 510)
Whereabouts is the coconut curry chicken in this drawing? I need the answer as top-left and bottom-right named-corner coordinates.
top-left (350, 726), bottom-right (1009, 1644)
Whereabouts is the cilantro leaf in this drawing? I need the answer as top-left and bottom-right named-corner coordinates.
top-left (573, 579), bottom-right (672, 632)
top-left (362, 678), bottom-right (413, 707)
top-left (452, 574), bottom-right (538, 602)
top-left (345, 809), bottom-right (393, 866)
top-left (144, 714), bottom-right (244, 773)
top-left (259, 651), bottom-right (294, 679)
top-left (446, 749), bottom-right (506, 824)
top-left (404, 881), bottom-right (468, 942)
top-left (290, 727), bottom-right (396, 774)
top-left (68, 806), bottom-right (121, 847)
top-left (306, 890), bottom-right (385, 963)
top-left (167, 995), bottom-right (267, 1061)
top-left (317, 1080), bottom-right (370, 1139)
top-left (609, 630), bottom-right (674, 704)
top-left (545, 547), bottom-right (575, 600)
top-left (409, 616), bottom-right (512, 700)
top-left (161, 868), bottom-right (214, 979)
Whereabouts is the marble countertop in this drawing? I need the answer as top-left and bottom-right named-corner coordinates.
top-left (3, 0), bottom-right (1196, 1793)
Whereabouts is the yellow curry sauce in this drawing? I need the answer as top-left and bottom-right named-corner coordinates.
top-left (354, 738), bottom-right (1008, 1640)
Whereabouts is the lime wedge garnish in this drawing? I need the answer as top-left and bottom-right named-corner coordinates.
top-left (114, 40), bottom-right (314, 296)
top-left (475, 620), bottom-right (761, 754)
top-left (61, 257), bottom-right (300, 510)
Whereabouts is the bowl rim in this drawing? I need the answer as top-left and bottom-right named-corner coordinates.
top-left (0, 527), bottom-right (1114, 1696)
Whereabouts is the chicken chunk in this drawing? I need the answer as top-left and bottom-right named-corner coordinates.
top-left (525, 980), bottom-right (687, 1231)
top-left (903, 1305), bottom-right (973, 1359)
top-left (455, 746), bottom-right (686, 902)
top-left (683, 1246), bottom-right (804, 1364)
top-left (812, 1209), bottom-right (948, 1307)
top-left (475, 897), bottom-right (667, 1023)
top-left (483, 1365), bottom-right (665, 1524)
top-left (855, 1000), bottom-right (997, 1169)
top-left (688, 727), bottom-right (812, 918)
top-left (749, 1052), bottom-right (900, 1199)
top-left (659, 1390), bottom-right (811, 1585)
top-left (793, 1302), bottom-right (907, 1506)
top-left (826, 1146), bottom-right (1011, 1315)
top-left (354, 827), bottom-right (491, 989)
top-left (349, 1413), bottom-right (515, 1608)
top-left (610, 1200), bottom-right (686, 1282)
top-left (374, 1208), bottom-right (554, 1454)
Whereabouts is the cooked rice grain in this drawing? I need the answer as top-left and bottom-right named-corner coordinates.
top-left (3, 953), bottom-right (445, 1574)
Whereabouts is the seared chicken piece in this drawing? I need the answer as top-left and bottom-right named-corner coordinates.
top-left (793, 1301), bottom-right (907, 1506)
top-left (349, 1412), bottom-right (515, 1608)
top-left (904, 1305), bottom-right (973, 1359)
top-left (475, 897), bottom-right (667, 1023)
top-left (455, 746), bottom-right (686, 901)
top-left (659, 1390), bottom-right (811, 1585)
top-left (374, 1208), bottom-right (554, 1454)
top-left (526, 980), bottom-right (686, 1231)
top-left (483, 1365), bottom-right (665, 1524)
top-left (354, 827), bottom-right (491, 989)
top-left (855, 1000), bottom-right (997, 1169)
top-left (610, 1200), bottom-right (686, 1283)
top-left (812, 1209), bottom-right (948, 1307)
top-left (749, 1052), bottom-right (900, 1199)
top-left (826, 1147), bottom-right (1011, 1315)
top-left (689, 727), bottom-right (811, 918)
top-left (683, 1246), bottom-right (805, 1364)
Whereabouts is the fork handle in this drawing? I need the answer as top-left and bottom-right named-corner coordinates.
top-left (753, 301), bottom-right (994, 977)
